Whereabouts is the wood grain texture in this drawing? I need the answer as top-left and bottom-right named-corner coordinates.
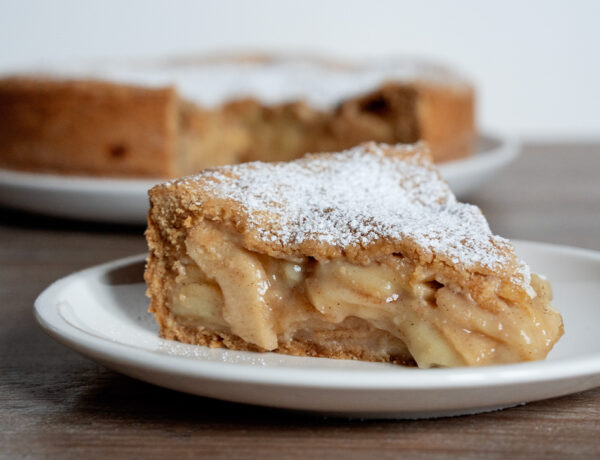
top-left (1, 143), bottom-right (599, 459)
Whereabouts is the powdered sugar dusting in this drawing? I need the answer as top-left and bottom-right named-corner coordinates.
top-left (168, 143), bottom-right (534, 294)
top-left (174, 143), bottom-right (527, 280)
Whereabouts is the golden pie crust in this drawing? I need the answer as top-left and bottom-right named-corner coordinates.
top-left (145, 142), bottom-right (563, 367)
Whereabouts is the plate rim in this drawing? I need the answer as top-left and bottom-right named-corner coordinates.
top-left (0, 168), bottom-right (159, 193)
top-left (34, 239), bottom-right (600, 391)
top-left (438, 133), bottom-right (519, 176)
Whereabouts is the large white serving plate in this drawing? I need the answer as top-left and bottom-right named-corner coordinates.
top-left (34, 241), bottom-right (600, 419)
top-left (1, 133), bottom-right (517, 224)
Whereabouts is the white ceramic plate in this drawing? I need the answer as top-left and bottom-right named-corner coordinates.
top-left (1, 133), bottom-right (517, 224)
top-left (35, 240), bottom-right (600, 419)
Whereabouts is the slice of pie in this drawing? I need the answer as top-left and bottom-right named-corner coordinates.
top-left (145, 142), bottom-right (563, 367)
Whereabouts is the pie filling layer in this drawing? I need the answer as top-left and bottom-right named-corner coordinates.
top-left (166, 223), bottom-right (562, 368)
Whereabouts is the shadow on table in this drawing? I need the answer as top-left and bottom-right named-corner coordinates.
top-left (0, 206), bottom-right (144, 235)
top-left (37, 361), bottom-right (600, 434)
top-left (72, 372), bottom-right (330, 426)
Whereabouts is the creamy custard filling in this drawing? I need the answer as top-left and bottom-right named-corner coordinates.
top-left (169, 223), bottom-right (562, 368)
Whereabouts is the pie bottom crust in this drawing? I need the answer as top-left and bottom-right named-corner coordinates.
top-left (160, 318), bottom-right (415, 366)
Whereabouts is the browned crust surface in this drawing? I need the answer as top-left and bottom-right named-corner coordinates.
top-left (0, 71), bottom-right (474, 177)
top-left (416, 83), bottom-right (475, 162)
top-left (0, 77), bottom-right (178, 177)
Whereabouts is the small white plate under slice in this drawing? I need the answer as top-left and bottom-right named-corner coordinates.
top-left (34, 241), bottom-right (600, 419)
top-left (1, 133), bottom-right (517, 225)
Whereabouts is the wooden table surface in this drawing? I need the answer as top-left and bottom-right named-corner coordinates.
top-left (1, 143), bottom-right (599, 459)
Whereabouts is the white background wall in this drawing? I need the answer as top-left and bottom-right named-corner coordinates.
top-left (1, 0), bottom-right (599, 140)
